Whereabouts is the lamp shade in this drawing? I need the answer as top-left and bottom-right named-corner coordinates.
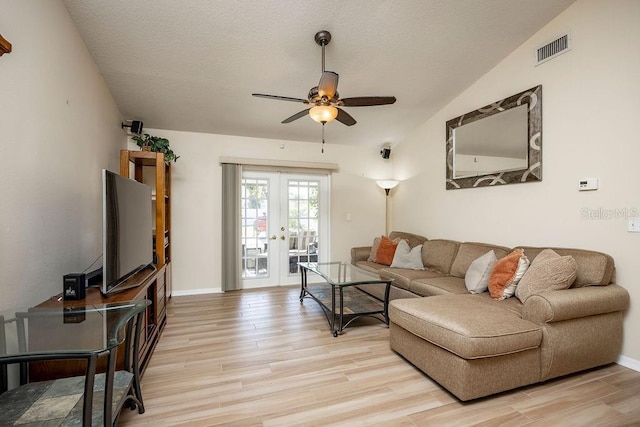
top-left (309, 105), bottom-right (338, 123)
top-left (376, 180), bottom-right (399, 190)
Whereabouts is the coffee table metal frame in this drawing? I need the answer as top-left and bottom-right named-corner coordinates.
top-left (298, 262), bottom-right (392, 337)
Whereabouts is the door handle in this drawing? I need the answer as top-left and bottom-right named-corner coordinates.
top-left (280, 235), bottom-right (286, 240)
top-left (270, 235), bottom-right (277, 240)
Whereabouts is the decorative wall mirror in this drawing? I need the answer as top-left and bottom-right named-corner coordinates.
top-left (445, 85), bottom-right (542, 189)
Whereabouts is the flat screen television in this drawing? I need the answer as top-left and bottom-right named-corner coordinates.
top-left (102, 169), bottom-right (155, 295)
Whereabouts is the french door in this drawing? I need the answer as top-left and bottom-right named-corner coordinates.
top-left (240, 171), bottom-right (329, 288)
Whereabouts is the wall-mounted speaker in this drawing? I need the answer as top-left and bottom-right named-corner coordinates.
top-left (130, 120), bottom-right (143, 134)
top-left (380, 147), bottom-right (391, 159)
top-left (121, 120), bottom-right (144, 134)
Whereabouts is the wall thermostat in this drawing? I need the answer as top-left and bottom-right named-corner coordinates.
top-left (578, 178), bottom-right (598, 191)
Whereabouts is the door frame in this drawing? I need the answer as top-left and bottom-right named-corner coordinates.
top-left (240, 170), bottom-right (330, 289)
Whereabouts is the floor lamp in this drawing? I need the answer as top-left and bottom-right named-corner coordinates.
top-left (376, 180), bottom-right (399, 235)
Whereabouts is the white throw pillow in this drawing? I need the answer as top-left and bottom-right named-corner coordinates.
top-left (464, 251), bottom-right (497, 294)
top-left (390, 240), bottom-right (424, 270)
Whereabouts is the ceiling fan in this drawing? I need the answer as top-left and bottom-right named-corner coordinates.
top-left (252, 30), bottom-right (397, 127)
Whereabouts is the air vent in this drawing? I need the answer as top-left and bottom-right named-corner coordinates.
top-left (536, 32), bottom-right (571, 66)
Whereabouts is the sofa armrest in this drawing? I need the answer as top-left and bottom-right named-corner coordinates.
top-left (522, 284), bottom-right (629, 324)
top-left (351, 246), bottom-right (372, 264)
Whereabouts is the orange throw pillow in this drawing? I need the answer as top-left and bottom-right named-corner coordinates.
top-left (489, 248), bottom-right (529, 300)
top-left (375, 236), bottom-right (400, 266)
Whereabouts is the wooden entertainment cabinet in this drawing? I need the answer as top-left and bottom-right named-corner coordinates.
top-left (120, 149), bottom-right (172, 276)
top-left (31, 266), bottom-right (167, 381)
top-left (30, 150), bottom-right (172, 381)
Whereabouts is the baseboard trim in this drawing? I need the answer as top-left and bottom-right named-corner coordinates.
top-left (617, 355), bottom-right (640, 372)
top-left (171, 288), bottom-right (223, 296)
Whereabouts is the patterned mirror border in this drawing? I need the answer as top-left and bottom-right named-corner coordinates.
top-left (445, 85), bottom-right (542, 190)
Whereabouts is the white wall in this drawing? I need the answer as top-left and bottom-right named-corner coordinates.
top-left (0, 0), bottom-right (123, 309)
top-left (135, 129), bottom-right (391, 294)
top-left (392, 0), bottom-right (640, 361)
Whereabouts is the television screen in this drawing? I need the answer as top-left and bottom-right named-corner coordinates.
top-left (102, 169), bottom-right (154, 295)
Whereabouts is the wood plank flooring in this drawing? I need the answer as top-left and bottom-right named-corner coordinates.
top-left (119, 286), bottom-right (640, 426)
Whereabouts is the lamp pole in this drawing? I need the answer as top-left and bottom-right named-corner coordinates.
top-left (376, 180), bottom-right (399, 235)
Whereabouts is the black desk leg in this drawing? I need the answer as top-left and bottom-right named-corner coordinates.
top-left (104, 350), bottom-right (117, 426)
top-left (83, 354), bottom-right (98, 427)
top-left (131, 310), bottom-right (145, 413)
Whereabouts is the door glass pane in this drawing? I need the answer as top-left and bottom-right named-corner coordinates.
top-left (288, 180), bottom-right (319, 274)
top-left (241, 178), bottom-right (269, 278)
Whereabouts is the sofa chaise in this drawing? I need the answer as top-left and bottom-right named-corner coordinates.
top-left (350, 231), bottom-right (630, 401)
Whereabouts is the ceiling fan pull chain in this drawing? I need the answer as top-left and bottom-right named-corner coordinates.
top-left (322, 123), bottom-right (325, 153)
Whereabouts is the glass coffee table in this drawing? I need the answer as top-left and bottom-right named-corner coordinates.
top-left (298, 262), bottom-right (392, 337)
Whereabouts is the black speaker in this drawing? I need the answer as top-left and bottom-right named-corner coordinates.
top-left (121, 120), bottom-right (144, 134)
top-left (63, 273), bottom-right (86, 300)
top-left (380, 148), bottom-right (391, 159)
top-left (130, 120), bottom-right (144, 134)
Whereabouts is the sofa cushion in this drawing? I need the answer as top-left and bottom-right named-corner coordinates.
top-left (380, 268), bottom-right (445, 291)
top-left (520, 247), bottom-right (614, 287)
top-left (489, 249), bottom-right (529, 301)
top-left (354, 260), bottom-right (387, 274)
top-left (409, 276), bottom-right (467, 296)
top-left (391, 240), bottom-right (424, 270)
top-left (421, 239), bottom-right (459, 274)
top-left (450, 242), bottom-right (511, 278)
top-left (515, 249), bottom-right (577, 303)
top-left (465, 250), bottom-right (497, 294)
top-left (475, 292), bottom-right (524, 317)
top-left (389, 295), bottom-right (542, 359)
top-left (389, 231), bottom-right (428, 249)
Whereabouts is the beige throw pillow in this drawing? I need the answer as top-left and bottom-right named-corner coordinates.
top-left (515, 249), bottom-right (578, 303)
top-left (391, 240), bottom-right (424, 270)
top-left (367, 236), bottom-right (382, 262)
top-left (464, 250), bottom-right (497, 294)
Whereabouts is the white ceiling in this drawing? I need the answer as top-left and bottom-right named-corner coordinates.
top-left (62, 0), bottom-right (575, 148)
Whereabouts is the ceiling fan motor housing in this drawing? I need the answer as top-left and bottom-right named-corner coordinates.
top-left (308, 86), bottom-right (339, 104)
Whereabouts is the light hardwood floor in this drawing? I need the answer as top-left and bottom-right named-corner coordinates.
top-left (119, 286), bottom-right (640, 426)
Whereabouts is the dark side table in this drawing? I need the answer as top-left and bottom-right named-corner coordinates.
top-left (0, 300), bottom-right (149, 426)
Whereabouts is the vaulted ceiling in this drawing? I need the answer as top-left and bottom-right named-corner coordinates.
top-left (63, 0), bottom-right (575, 148)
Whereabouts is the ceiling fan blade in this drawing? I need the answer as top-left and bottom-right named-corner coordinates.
top-left (252, 93), bottom-right (309, 103)
top-left (340, 96), bottom-right (397, 107)
top-left (282, 109), bottom-right (310, 124)
top-left (318, 72), bottom-right (339, 99)
top-left (335, 108), bottom-right (356, 126)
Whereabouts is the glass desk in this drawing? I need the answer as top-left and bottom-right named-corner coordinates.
top-left (0, 300), bottom-right (150, 426)
top-left (299, 262), bottom-right (392, 337)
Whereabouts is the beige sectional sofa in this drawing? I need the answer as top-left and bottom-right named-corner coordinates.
top-left (350, 231), bottom-right (630, 401)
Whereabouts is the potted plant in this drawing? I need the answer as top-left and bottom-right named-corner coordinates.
top-left (131, 133), bottom-right (180, 162)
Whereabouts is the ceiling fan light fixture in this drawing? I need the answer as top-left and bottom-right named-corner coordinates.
top-left (309, 105), bottom-right (338, 124)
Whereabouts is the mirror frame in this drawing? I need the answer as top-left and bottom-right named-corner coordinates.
top-left (445, 85), bottom-right (542, 190)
